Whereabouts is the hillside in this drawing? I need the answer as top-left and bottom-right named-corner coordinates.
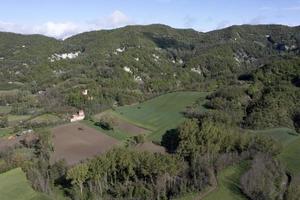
top-left (0, 24), bottom-right (299, 118)
top-left (0, 24), bottom-right (300, 200)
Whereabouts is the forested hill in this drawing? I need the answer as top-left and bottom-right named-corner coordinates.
top-left (0, 24), bottom-right (299, 113)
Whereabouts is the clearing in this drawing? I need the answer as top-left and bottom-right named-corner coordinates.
top-left (113, 91), bottom-right (208, 142)
top-left (203, 162), bottom-right (248, 200)
top-left (251, 127), bottom-right (300, 176)
top-left (51, 122), bottom-right (120, 165)
top-left (0, 168), bottom-right (49, 200)
top-left (251, 127), bottom-right (299, 146)
top-left (28, 114), bottom-right (61, 125)
top-left (279, 137), bottom-right (300, 176)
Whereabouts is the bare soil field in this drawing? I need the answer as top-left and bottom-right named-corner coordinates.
top-left (135, 142), bottom-right (166, 154)
top-left (51, 123), bottom-right (119, 165)
top-left (117, 118), bottom-right (148, 135)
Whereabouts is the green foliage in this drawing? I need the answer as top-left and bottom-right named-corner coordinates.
top-left (177, 118), bottom-right (281, 161)
top-left (67, 163), bottom-right (89, 195)
top-left (67, 148), bottom-right (185, 199)
top-left (96, 115), bottom-right (117, 130)
top-left (0, 168), bottom-right (50, 200)
top-left (0, 115), bottom-right (8, 128)
top-left (240, 154), bottom-right (287, 200)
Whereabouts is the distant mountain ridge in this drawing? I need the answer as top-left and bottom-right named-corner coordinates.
top-left (0, 23), bottom-right (299, 104)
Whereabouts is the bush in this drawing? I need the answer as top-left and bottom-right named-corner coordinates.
top-left (133, 134), bottom-right (146, 144)
top-left (0, 115), bottom-right (8, 128)
top-left (96, 115), bottom-right (117, 130)
top-left (240, 154), bottom-right (287, 200)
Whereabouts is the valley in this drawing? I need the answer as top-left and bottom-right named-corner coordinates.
top-left (0, 23), bottom-right (299, 200)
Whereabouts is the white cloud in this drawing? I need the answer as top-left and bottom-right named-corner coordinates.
top-left (88, 10), bottom-right (133, 30)
top-left (0, 10), bottom-right (132, 39)
top-left (33, 22), bottom-right (84, 39)
top-left (216, 20), bottom-right (232, 30)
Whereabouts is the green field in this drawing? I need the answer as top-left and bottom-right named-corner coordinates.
top-left (279, 137), bottom-right (300, 176)
top-left (8, 114), bottom-right (32, 125)
top-left (113, 91), bottom-right (208, 142)
top-left (0, 106), bottom-right (11, 114)
top-left (250, 127), bottom-right (300, 175)
top-left (203, 162), bottom-right (249, 200)
top-left (81, 120), bottom-right (129, 141)
top-left (0, 168), bottom-right (49, 200)
top-left (251, 127), bottom-right (299, 146)
top-left (29, 114), bottom-right (60, 124)
top-left (0, 89), bottom-right (19, 95)
top-left (0, 128), bottom-right (13, 137)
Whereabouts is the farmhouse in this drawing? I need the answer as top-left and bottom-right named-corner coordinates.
top-left (70, 110), bottom-right (85, 122)
top-left (82, 89), bottom-right (88, 96)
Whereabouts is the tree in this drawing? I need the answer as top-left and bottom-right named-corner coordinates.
top-left (96, 115), bottom-right (117, 130)
top-left (0, 115), bottom-right (8, 128)
top-left (240, 154), bottom-right (287, 200)
top-left (67, 163), bottom-right (89, 196)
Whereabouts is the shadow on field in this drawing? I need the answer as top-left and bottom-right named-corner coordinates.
top-left (161, 129), bottom-right (179, 153)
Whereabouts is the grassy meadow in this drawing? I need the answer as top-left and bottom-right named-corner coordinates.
top-left (0, 168), bottom-right (49, 200)
top-left (203, 162), bottom-right (249, 200)
top-left (113, 91), bottom-right (208, 142)
top-left (279, 137), bottom-right (300, 176)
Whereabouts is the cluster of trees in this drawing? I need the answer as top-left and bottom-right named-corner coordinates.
top-left (203, 57), bottom-right (300, 132)
top-left (240, 154), bottom-right (287, 200)
top-left (66, 149), bottom-right (185, 199)
top-left (95, 115), bottom-right (117, 130)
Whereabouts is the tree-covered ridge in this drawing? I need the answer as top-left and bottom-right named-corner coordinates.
top-left (0, 24), bottom-right (299, 121)
top-left (203, 57), bottom-right (300, 132)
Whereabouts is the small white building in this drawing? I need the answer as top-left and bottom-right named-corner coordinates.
top-left (82, 89), bottom-right (88, 96)
top-left (70, 110), bottom-right (85, 122)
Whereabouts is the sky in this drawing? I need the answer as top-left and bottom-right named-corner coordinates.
top-left (1, 0), bottom-right (300, 39)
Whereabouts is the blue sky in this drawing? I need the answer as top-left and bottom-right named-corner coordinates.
top-left (1, 0), bottom-right (300, 38)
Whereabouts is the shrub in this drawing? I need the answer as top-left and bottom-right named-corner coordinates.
top-left (96, 115), bottom-right (117, 130)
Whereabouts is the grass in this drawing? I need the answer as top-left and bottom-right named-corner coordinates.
top-left (250, 127), bottom-right (300, 176)
top-left (0, 168), bottom-right (50, 200)
top-left (203, 162), bottom-right (249, 200)
top-left (29, 114), bottom-right (60, 124)
top-left (0, 89), bottom-right (19, 95)
top-left (81, 120), bottom-right (129, 141)
top-left (113, 91), bottom-right (208, 142)
top-left (279, 137), bottom-right (300, 176)
top-left (0, 106), bottom-right (11, 114)
top-left (250, 127), bottom-right (299, 146)
top-left (174, 192), bottom-right (198, 200)
top-left (8, 114), bottom-right (32, 125)
top-left (0, 127), bottom-right (14, 137)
